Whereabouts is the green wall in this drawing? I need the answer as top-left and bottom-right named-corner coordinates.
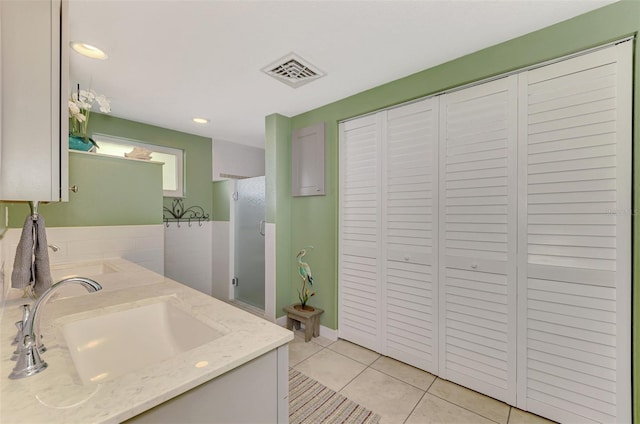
top-left (5, 114), bottom-right (210, 228)
top-left (88, 114), bottom-right (213, 216)
top-left (272, 0), bottom-right (639, 416)
top-left (211, 180), bottom-right (233, 221)
top-left (265, 114), bottom-right (293, 317)
top-left (0, 202), bottom-right (6, 238)
top-left (7, 153), bottom-right (162, 227)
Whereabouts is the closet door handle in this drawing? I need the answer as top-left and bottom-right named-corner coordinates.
top-left (259, 220), bottom-right (265, 236)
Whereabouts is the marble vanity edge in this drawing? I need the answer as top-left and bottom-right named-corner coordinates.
top-left (0, 259), bottom-right (294, 424)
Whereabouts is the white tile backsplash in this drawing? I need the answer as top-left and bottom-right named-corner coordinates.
top-left (164, 221), bottom-right (213, 296)
top-left (211, 221), bottom-right (230, 301)
top-left (1, 224), bottom-right (164, 297)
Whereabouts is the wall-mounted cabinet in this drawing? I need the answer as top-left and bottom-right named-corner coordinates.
top-left (292, 122), bottom-right (325, 196)
top-left (0, 0), bottom-right (69, 202)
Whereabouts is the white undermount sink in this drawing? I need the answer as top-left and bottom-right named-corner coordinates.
top-left (62, 300), bottom-right (227, 384)
top-left (51, 261), bottom-right (118, 281)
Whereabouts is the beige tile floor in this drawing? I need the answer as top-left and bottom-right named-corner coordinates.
top-left (290, 331), bottom-right (555, 424)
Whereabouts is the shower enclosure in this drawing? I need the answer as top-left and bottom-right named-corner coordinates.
top-left (232, 176), bottom-right (265, 310)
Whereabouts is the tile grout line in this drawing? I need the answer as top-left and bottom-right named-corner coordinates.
top-left (401, 375), bottom-right (439, 424)
top-left (426, 386), bottom-right (504, 424)
top-left (401, 390), bottom-right (428, 424)
top-left (295, 335), bottom-right (435, 419)
top-left (322, 343), bottom-right (431, 420)
top-left (368, 363), bottom-right (436, 392)
top-left (295, 337), bottom-right (538, 424)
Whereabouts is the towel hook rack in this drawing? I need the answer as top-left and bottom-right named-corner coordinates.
top-left (162, 199), bottom-right (209, 228)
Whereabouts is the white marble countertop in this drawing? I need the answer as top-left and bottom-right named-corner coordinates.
top-left (0, 259), bottom-right (293, 423)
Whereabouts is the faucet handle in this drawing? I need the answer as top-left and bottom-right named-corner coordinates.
top-left (11, 321), bottom-right (23, 346)
top-left (11, 304), bottom-right (30, 345)
top-left (11, 304), bottom-right (46, 355)
top-left (9, 335), bottom-right (48, 379)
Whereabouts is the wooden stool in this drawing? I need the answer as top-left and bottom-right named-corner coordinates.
top-left (283, 304), bottom-right (324, 342)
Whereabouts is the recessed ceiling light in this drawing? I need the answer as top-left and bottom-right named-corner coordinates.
top-left (70, 42), bottom-right (108, 60)
top-left (192, 118), bottom-right (209, 124)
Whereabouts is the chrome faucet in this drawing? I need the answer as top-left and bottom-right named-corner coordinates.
top-left (9, 277), bottom-right (102, 379)
top-left (47, 244), bottom-right (60, 252)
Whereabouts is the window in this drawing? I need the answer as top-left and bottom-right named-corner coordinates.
top-left (92, 133), bottom-right (184, 197)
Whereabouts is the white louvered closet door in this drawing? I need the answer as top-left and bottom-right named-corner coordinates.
top-left (439, 75), bottom-right (518, 405)
top-left (339, 114), bottom-right (382, 352)
top-left (517, 42), bottom-right (632, 424)
top-left (382, 98), bottom-right (439, 373)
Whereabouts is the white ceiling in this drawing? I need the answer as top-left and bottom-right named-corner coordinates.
top-left (69, 0), bottom-right (615, 149)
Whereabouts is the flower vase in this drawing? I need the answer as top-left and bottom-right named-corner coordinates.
top-left (68, 135), bottom-right (94, 152)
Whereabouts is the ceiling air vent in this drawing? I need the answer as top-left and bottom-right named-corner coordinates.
top-left (262, 53), bottom-right (325, 88)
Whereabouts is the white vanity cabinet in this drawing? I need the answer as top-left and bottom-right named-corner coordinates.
top-left (126, 346), bottom-right (289, 424)
top-left (0, 0), bottom-right (69, 202)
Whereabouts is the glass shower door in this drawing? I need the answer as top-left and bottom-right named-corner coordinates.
top-left (233, 176), bottom-right (265, 309)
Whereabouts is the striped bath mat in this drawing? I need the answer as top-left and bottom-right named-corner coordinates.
top-left (289, 368), bottom-right (381, 424)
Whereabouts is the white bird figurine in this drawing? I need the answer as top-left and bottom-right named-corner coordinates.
top-left (296, 246), bottom-right (314, 286)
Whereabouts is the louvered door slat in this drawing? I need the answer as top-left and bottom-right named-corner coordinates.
top-left (339, 115), bottom-right (381, 351)
top-left (439, 75), bottom-right (518, 405)
top-left (517, 42), bottom-right (631, 424)
top-left (383, 98), bottom-right (438, 373)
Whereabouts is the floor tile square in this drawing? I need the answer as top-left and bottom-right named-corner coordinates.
top-left (371, 356), bottom-right (436, 390)
top-left (292, 329), bottom-right (334, 347)
top-left (406, 393), bottom-right (495, 424)
top-left (428, 379), bottom-right (510, 424)
top-left (311, 335), bottom-right (334, 347)
top-left (293, 348), bottom-right (367, 392)
top-left (340, 368), bottom-right (424, 424)
top-left (328, 339), bottom-right (380, 365)
top-left (509, 407), bottom-right (557, 424)
top-left (288, 336), bottom-right (324, 367)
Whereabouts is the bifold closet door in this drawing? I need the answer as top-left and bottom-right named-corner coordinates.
top-left (517, 42), bottom-right (632, 424)
top-left (438, 75), bottom-right (518, 404)
top-left (382, 98), bottom-right (439, 373)
top-left (338, 114), bottom-right (381, 352)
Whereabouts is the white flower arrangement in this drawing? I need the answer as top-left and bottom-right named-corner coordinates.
top-left (68, 86), bottom-right (111, 145)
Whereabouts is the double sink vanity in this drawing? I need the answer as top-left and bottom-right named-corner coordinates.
top-left (0, 259), bottom-right (293, 423)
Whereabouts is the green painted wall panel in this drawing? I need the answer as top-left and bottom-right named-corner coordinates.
top-left (290, 193), bottom-right (337, 329)
top-left (211, 180), bottom-right (233, 221)
top-left (7, 153), bottom-right (162, 227)
top-left (265, 114), bottom-right (294, 317)
top-left (275, 1), bottom-right (639, 416)
top-left (0, 202), bottom-right (6, 238)
top-left (88, 114), bottom-right (213, 216)
top-left (5, 114), bottom-right (212, 228)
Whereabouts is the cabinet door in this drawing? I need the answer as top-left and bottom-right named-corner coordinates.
top-left (0, 0), bottom-right (68, 201)
top-left (382, 98), bottom-right (438, 373)
top-left (517, 42), bottom-right (631, 424)
top-left (338, 114), bottom-right (381, 351)
top-left (438, 76), bottom-right (518, 404)
top-left (292, 122), bottom-right (325, 196)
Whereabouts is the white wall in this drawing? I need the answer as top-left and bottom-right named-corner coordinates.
top-left (212, 140), bottom-right (265, 181)
top-left (211, 221), bottom-right (230, 300)
top-left (164, 221), bottom-right (213, 295)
